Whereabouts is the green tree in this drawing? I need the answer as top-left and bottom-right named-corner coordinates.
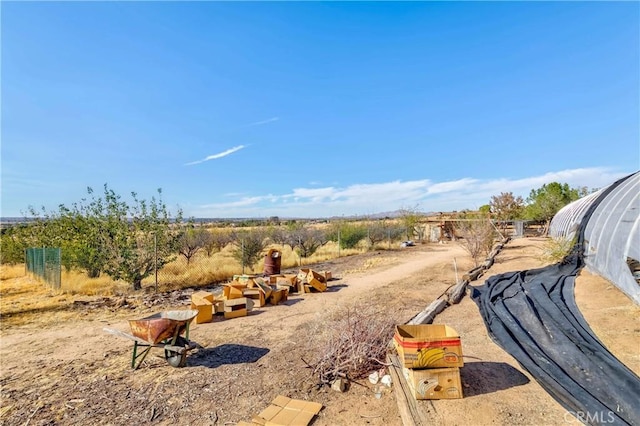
top-left (398, 205), bottom-right (424, 241)
top-left (0, 226), bottom-right (29, 264)
top-left (479, 205), bottom-right (492, 214)
top-left (10, 185), bottom-right (182, 289)
top-left (524, 182), bottom-right (584, 234)
top-left (328, 222), bottom-right (368, 249)
top-left (26, 192), bottom-right (107, 277)
top-left (97, 186), bottom-right (182, 290)
top-left (231, 229), bottom-right (267, 273)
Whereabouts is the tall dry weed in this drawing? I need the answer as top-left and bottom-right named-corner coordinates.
top-left (539, 236), bottom-right (575, 264)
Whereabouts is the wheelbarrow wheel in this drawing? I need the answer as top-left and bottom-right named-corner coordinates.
top-left (165, 336), bottom-right (188, 368)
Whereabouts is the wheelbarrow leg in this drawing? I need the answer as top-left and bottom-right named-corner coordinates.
top-left (132, 341), bottom-right (152, 370)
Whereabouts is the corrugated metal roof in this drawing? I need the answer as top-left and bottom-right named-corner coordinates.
top-left (549, 172), bottom-right (640, 304)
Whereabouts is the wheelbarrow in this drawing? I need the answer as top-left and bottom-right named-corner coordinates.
top-left (104, 310), bottom-right (199, 369)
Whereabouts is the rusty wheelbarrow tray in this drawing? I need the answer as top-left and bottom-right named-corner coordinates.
top-left (104, 310), bottom-right (199, 369)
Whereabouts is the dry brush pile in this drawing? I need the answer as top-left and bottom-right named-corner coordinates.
top-left (303, 304), bottom-right (396, 387)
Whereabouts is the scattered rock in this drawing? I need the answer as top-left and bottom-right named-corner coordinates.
top-left (331, 378), bottom-right (348, 392)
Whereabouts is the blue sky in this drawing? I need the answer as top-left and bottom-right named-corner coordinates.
top-left (2, 2), bottom-right (638, 218)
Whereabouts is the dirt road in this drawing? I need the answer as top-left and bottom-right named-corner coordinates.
top-left (1, 239), bottom-right (637, 425)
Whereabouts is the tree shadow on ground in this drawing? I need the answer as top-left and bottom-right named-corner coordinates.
top-left (460, 362), bottom-right (530, 397)
top-left (187, 343), bottom-right (269, 368)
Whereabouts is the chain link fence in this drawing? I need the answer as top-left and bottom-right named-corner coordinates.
top-left (25, 247), bottom-right (61, 289)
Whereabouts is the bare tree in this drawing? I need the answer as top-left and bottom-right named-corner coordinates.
top-left (489, 192), bottom-right (524, 232)
top-left (268, 225), bottom-right (294, 249)
top-left (290, 226), bottom-right (329, 260)
top-left (367, 219), bottom-right (405, 248)
top-left (202, 228), bottom-right (233, 256)
top-left (455, 214), bottom-right (496, 267)
top-left (177, 225), bottom-right (209, 264)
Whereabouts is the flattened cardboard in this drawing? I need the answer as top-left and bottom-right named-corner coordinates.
top-left (252, 395), bottom-right (322, 426)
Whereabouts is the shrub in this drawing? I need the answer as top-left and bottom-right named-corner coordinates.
top-left (539, 236), bottom-right (575, 264)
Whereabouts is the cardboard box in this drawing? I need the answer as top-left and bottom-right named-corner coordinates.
top-left (233, 274), bottom-right (259, 287)
top-left (224, 297), bottom-right (246, 309)
top-left (308, 277), bottom-right (327, 292)
top-left (278, 274), bottom-right (298, 286)
top-left (213, 300), bottom-right (225, 314)
top-left (224, 297), bottom-right (253, 310)
top-left (323, 271), bottom-right (332, 281)
top-left (394, 324), bottom-right (463, 369)
top-left (191, 290), bottom-right (214, 303)
top-left (243, 288), bottom-right (265, 307)
top-left (296, 268), bottom-right (310, 283)
top-left (256, 280), bottom-right (273, 300)
top-left (269, 274), bottom-right (285, 284)
top-left (224, 308), bottom-right (247, 319)
top-left (252, 395), bottom-right (322, 426)
top-left (223, 298), bottom-right (249, 319)
top-left (269, 288), bottom-right (285, 305)
top-left (190, 299), bottom-right (213, 324)
top-left (224, 284), bottom-right (245, 300)
top-left (402, 367), bottom-right (463, 400)
top-left (308, 270), bottom-right (326, 283)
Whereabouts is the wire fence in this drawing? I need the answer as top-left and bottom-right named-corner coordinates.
top-left (25, 247), bottom-right (61, 289)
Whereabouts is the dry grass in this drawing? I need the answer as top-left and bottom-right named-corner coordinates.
top-left (0, 275), bottom-right (79, 327)
top-left (0, 242), bottom-right (368, 309)
top-left (61, 270), bottom-right (130, 296)
top-left (344, 256), bottom-right (400, 274)
top-left (538, 236), bottom-right (575, 264)
top-left (0, 264), bottom-right (25, 281)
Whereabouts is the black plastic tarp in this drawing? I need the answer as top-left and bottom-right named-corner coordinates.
top-left (472, 176), bottom-right (640, 425)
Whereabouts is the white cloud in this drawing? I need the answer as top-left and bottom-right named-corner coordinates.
top-left (246, 117), bottom-right (279, 127)
top-left (185, 145), bottom-right (246, 166)
top-left (189, 167), bottom-right (632, 218)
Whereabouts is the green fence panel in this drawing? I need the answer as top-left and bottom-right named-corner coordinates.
top-left (25, 247), bottom-right (61, 289)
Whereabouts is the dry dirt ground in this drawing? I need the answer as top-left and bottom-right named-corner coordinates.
top-left (1, 238), bottom-right (638, 426)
